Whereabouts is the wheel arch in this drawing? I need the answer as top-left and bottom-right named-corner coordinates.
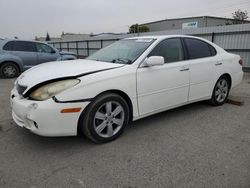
top-left (220, 73), bottom-right (232, 89)
top-left (77, 89), bottom-right (134, 135)
top-left (209, 73), bottom-right (232, 106)
top-left (0, 54), bottom-right (24, 72)
top-left (0, 61), bottom-right (22, 74)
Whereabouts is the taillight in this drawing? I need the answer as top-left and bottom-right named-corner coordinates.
top-left (239, 59), bottom-right (243, 66)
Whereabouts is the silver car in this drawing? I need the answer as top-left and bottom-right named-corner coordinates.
top-left (0, 39), bottom-right (77, 78)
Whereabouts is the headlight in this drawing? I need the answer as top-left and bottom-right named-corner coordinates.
top-left (30, 79), bottom-right (80, 101)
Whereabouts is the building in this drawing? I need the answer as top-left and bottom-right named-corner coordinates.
top-left (61, 33), bottom-right (127, 41)
top-left (140, 16), bottom-right (250, 32)
top-left (60, 33), bottom-right (91, 41)
top-left (36, 33), bottom-right (128, 42)
top-left (35, 37), bottom-right (61, 42)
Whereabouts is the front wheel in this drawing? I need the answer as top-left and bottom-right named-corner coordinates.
top-left (209, 76), bottom-right (230, 106)
top-left (80, 93), bottom-right (130, 143)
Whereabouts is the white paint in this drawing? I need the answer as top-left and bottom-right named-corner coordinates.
top-left (11, 35), bottom-right (243, 137)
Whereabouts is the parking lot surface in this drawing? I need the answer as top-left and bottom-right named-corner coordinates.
top-left (0, 74), bottom-right (250, 188)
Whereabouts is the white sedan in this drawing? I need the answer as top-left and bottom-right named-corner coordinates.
top-left (10, 35), bottom-right (243, 143)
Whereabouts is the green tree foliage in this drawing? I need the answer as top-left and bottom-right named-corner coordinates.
top-left (45, 32), bottom-right (51, 41)
top-left (232, 9), bottom-right (249, 21)
top-left (129, 24), bottom-right (150, 33)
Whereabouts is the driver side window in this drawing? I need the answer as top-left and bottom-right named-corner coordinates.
top-left (148, 38), bottom-right (184, 63)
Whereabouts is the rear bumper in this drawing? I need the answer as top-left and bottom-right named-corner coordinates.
top-left (231, 70), bottom-right (244, 89)
top-left (10, 89), bottom-right (89, 137)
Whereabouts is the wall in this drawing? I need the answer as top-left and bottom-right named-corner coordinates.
top-left (141, 17), bottom-right (248, 31)
top-left (141, 17), bottom-right (205, 31)
top-left (49, 23), bottom-right (250, 69)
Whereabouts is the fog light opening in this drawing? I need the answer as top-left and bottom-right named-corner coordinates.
top-left (33, 121), bottom-right (38, 128)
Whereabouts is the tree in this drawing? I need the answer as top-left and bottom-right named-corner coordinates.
top-left (232, 9), bottom-right (249, 22)
top-left (129, 24), bottom-right (150, 33)
top-left (45, 32), bottom-right (51, 41)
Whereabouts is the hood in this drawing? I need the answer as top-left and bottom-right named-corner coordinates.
top-left (59, 51), bottom-right (76, 56)
top-left (17, 59), bottom-right (124, 89)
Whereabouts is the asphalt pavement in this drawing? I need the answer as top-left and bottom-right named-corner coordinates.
top-left (0, 74), bottom-right (249, 188)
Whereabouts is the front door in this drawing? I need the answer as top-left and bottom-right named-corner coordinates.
top-left (36, 43), bottom-right (59, 64)
top-left (136, 38), bottom-right (190, 116)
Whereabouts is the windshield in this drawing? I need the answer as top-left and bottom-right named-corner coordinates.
top-left (87, 38), bottom-right (155, 64)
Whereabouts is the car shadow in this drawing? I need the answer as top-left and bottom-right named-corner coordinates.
top-left (127, 101), bottom-right (210, 130)
top-left (14, 101), bottom-right (211, 149)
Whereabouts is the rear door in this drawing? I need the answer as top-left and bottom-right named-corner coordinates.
top-left (36, 43), bottom-right (59, 63)
top-left (11, 41), bottom-right (38, 70)
top-left (183, 38), bottom-right (218, 101)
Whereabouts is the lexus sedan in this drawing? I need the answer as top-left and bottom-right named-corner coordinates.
top-left (10, 35), bottom-right (243, 143)
top-left (0, 39), bottom-right (76, 78)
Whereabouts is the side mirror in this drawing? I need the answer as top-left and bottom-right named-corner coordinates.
top-left (145, 56), bottom-right (164, 67)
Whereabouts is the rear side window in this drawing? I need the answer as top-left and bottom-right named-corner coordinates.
top-left (184, 38), bottom-right (216, 59)
top-left (209, 45), bottom-right (217, 56)
top-left (148, 38), bottom-right (184, 63)
top-left (12, 41), bottom-right (37, 52)
top-left (3, 41), bottom-right (15, 51)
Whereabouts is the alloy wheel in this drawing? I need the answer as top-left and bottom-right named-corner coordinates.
top-left (215, 79), bottom-right (228, 103)
top-left (3, 65), bottom-right (17, 77)
top-left (94, 101), bottom-right (125, 138)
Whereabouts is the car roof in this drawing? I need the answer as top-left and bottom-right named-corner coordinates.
top-left (1, 38), bottom-right (49, 44)
top-left (126, 34), bottom-right (217, 46)
top-left (126, 35), bottom-right (205, 40)
top-left (125, 34), bottom-right (225, 53)
top-left (0, 39), bottom-right (53, 50)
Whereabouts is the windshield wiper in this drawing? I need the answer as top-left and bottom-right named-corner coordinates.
top-left (111, 58), bottom-right (132, 64)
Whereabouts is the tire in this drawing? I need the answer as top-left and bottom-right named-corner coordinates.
top-left (80, 93), bottom-right (130, 143)
top-left (209, 76), bottom-right (230, 106)
top-left (0, 62), bottom-right (19, 78)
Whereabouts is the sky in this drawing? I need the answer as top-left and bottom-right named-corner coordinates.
top-left (0, 0), bottom-right (249, 39)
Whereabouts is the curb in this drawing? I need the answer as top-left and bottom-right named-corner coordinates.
top-left (227, 96), bottom-right (244, 106)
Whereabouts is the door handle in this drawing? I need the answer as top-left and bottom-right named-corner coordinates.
top-left (215, 62), bottom-right (222, 66)
top-left (180, 67), bottom-right (189, 71)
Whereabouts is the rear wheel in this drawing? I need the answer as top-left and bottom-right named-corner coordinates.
top-left (0, 62), bottom-right (19, 78)
top-left (209, 76), bottom-right (230, 106)
top-left (80, 93), bottom-right (129, 143)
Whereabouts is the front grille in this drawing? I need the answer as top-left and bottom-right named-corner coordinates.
top-left (16, 84), bottom-right (27, 95)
